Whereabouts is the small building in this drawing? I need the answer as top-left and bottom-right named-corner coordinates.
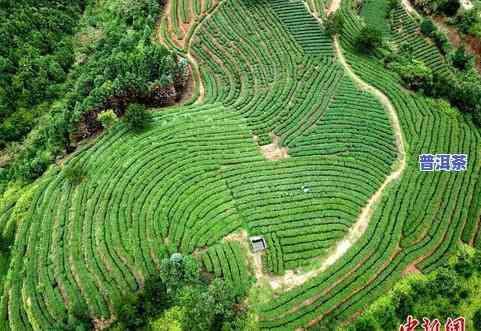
top-left (249, 236), bottom-right (267, 253)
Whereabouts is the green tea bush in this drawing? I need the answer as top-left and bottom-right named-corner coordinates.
top-left (124, 104), bottom-right (151, 131)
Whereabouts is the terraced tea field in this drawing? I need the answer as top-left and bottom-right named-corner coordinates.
top-left (0, 0), bottom-right (480, 330)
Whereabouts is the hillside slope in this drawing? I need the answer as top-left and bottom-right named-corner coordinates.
top-left (0, 0), bottom-right (480, 330)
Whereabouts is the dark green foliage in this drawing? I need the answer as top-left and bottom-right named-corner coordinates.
top-left (160, 253), bottom-right (200, 297)
top-left (418, 18), bottom-right (451, 55)
top-left (63, 164), bottom-right (87, 185)
top-left (353, 315), bottom-right (377, 331)
top-left (115, 277), bottom-right (167, 329)
top-left (425, 70), bottom-right (481, 116)
top-left (142, 277), bottom-right (168, 316)
top-left (473, 309), bottom-right (481, 330)
top-left (4, 0), bottom-right (184, 182)
top-left (179, 279), bottom-right (243, 331)
top-left (387, 0), bottom-right (398, 13)
top-left (431, 30), bottom-right (451, 55)
top-left (8, 147), bottom-right (52, 181)
top-left (420, 18), bottom-right (437, 36)
top-left (310, 319), bottom-right (338, 331)
top-left (473, 106), bottom-right (481, 127)
top-left (50, 299), bottom-right (92, 331)
top-left (325, 12), bottom-right (344, 35)
top-left (0, 0), bottom-right (83, 148)
top-left (437, 0), bottom-right (460, 16)
top-left (124, 104), bottom-right (151, 131)
top-left (451, 47), bottom-right (472, 71)
top-left (348, 249), bottom-right (481, 331)
top-left (455, 9), bottom-right (481, 36)
top-left (412, 0), bottom-right (460, 16)
top-left (112, 254), bottom-right (250, 331)
top-left (431, 268), bottom-right (461, 299)
top-left (116, 293), bottom-right (147, 329)
top-left (115, 276), bottom-right (168, 329)
top-left (385, 11), bottom-right (481, 122)
top-left (391, 59), bottom-right (433, 91)
top-left (355, 27), bottom-right (383, 53)
top-left (393, 289), bottom-right (415, 321)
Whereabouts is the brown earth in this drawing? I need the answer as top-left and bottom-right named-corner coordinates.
top-left (258, 133), bottom-right (289, 161)
top-left (404, 262), bottom-right (422, 275)
top-left (433, 16), bottom-right (481, 73)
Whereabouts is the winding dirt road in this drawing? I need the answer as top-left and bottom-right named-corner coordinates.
top-left (401, 0), bottom-right (422, 19)
top-left (326, 0), bottom-right (342, 16)
top-left (158, 0), bottom-right (407, 292)
top-left (156, 0), bottom-right (226, 103)
top-left (253, 0), bottom-right (407, 291)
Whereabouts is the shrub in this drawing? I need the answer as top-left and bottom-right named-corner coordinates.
top-left (63, 164), bottom-right (86, 185)
top-left (97, 110), bottom-right (118, 130)
top-left (473, 105), bottom-right (481, 127)
top-left (432, 31), bottom-right (451, 55)
top-left (124, 104), bottom-right (151, 131)
top-left (387, 0), bottom-right (398, 15)
top-left (420, 18), bottom-right (437, 36)
top-left (355, 27), bottom-right (383, 53)
top-left (180, 279), bottom-right (240, 331)
top-left (353, 314), bottom-right (378, 331)
top-left (438, 0), bottom-right (460, 16)
top-left (414, 0), bottom-right (459, 16)
top-left (325, 12), bottom-right (344, 35)
top-left (455, 9), bottom-right (481, 34)
top-left (468, 21), bottom-right (481, 38)
top-left (149, 307), bottom-right (184, 331)
top-left (393, 60), bottom-right (433, 91)
top-left (473, 309), bottom-right (481, 331)
top-left (451, 47), bottom-right (471, 70)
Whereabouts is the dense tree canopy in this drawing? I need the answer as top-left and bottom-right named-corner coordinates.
top-left (2, 0), bottom-right (188, 182)
top-left (339, 248), bottom-right (481, 331)
top-left (355, 27), bottom-right (383, 53)
top-left (109, 254), bottom-right (253, 331)
top-left (412, 0), bottom-right (460, 16)
top-left (0, 0), bottom-right (84, 148)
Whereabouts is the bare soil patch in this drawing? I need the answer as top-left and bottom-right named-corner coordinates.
top-left (224, 230), bottom-right (248, 242)
top-left (93, 317), bottom-right (115, 331)
top-left (192, 246), bottom-right (209, 258)
top-left (404, 262), bottom-right (422, 275)
top-left (402, 1), bottom-right (481, 73)
top-left (433, 16), bottom-right (481, 73)
top-left (326, 0), bottom-right (342, 16)
top-left (258, 133), bottom-right (289, 161)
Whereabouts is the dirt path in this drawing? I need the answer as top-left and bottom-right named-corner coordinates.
top-left (224, 230), bottom-right (265, 280)
top-left (178, 0), bottom-right (228, 103)
top-left (245, 0), bottom-right (407, 291)
top-left (326, 0), bottom-right (342, 16)
top-left (156, 0), bottom-right (224, 103)
top-left (313, 0), bottom-right (406, 275)
top-left (401, 0), bottom-right (422, 19)
top-left (156, 0), bottom-right (407, 294)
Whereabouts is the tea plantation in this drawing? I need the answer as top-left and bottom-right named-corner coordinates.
top-left (0, 0), bottom-right (480, 330)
